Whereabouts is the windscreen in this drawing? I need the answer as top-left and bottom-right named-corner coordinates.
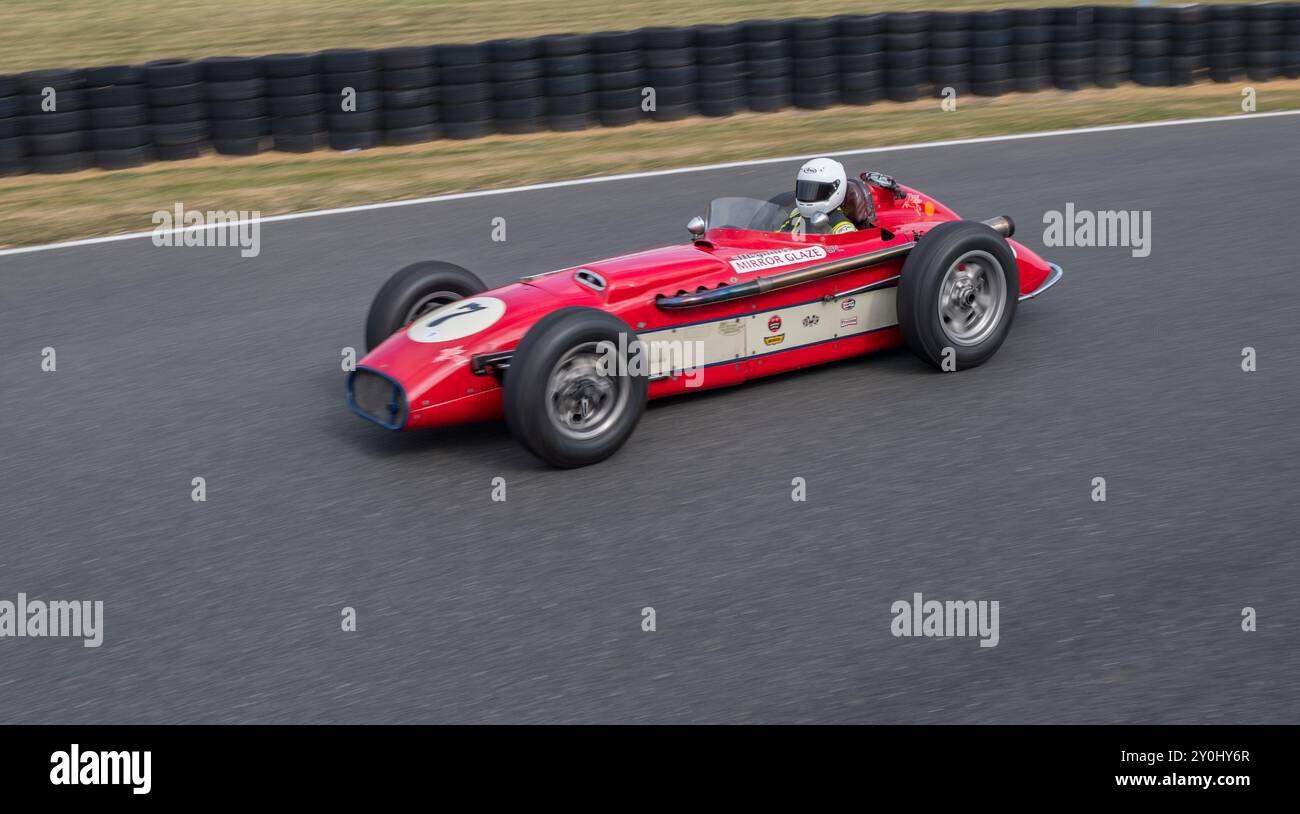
top-left (705, 197), bottom-right (789, 232)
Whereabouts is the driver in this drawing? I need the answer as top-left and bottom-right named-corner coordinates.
top-left (779, 157), bottom-right (857, 235)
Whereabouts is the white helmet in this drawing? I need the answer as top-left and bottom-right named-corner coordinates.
top-left (794, 157), bottom-right (847, 218)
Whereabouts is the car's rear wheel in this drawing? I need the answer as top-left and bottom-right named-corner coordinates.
top-left (365, 261), bottom-right (487, 351)
top-left (504, 307), bottom-right (647, 468)
top-left (896, 220), bottom-right (1018, 369)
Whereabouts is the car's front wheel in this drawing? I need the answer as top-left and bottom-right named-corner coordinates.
top-left (896, 220), bottom-right (1019, 370)
top-left (365, 261), bottom-right (487, 351)
top-left (504, 307), bottom-right (647, 468)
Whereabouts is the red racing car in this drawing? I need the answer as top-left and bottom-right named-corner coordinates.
top-left (349, 167), bottom-right (1062, 467)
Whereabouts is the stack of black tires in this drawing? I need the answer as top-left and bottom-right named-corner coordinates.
top-left (1013, 9), bottom-right (1055, 93)
top-left (641, 27), bottom-right (694, 122)
top-left (1094, 6), bottom-right (1133, 88)
top-left (1208, 6), bottom-right (1246, 82)
top-left (837, 14), bottom-right (886, 106)
top-left (694, 24), bottom-right (744, 117)
top-left (927, 12), bottom-right (970, 97)
top-left (490, 38), bottom-right (544, 134)
top-left (203, 57), bottom-right (264, 155)
top-left (884, 12), bottom-right (929, 102)
top-left (1169, 6), bottom-right (1211, 86)
top-left (86, 65), bottom-right (150, 169)
top-left (744, 19), bottom-right (792, 112)
top-left (971, 10), bottom-right (1017, 96)
top-left (6, 5), bottom-right (1300, 177)
top-left (1287, 4), bottom-right (1300, 78)
top-left (265, 53), bottom-right (325, 153)
top-left (20, 69), bottom-right (88, 173)
top-left (1246, 3), bottom-right (1287, 81)
top-left (593, 30), bottom-right (644, 127)
top-left (791, 17), bottom-right (839, 109)
top-left (1130, 6), bottom-right (1171, 86)
top-left (1051, 7), bottom-right (1095, 90)
top-left (380, 46), bottom-right (438, 145)
top-left (542, 34), bottom-right (596, 131)
top-left (321, 49), bottom-right (380, 150)
top-left (439, 44), bottom-right (493, 139)
top-left (146, 59), bottom-right (206, 161)
top-left (0, 75), bottom-right (20, 176)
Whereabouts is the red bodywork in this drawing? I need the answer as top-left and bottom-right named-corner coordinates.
top-left (353, 182), bottom-right (1057, 430)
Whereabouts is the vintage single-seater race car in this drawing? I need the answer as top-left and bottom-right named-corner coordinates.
top-left (348, 167), bottom-right (1063, 467)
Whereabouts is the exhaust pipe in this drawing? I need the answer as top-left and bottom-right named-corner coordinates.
top-left (658, 216), bottom-right (1015, 309)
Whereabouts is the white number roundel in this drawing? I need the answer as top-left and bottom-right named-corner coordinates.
top-left (406, 297), bottom-right (506, 343)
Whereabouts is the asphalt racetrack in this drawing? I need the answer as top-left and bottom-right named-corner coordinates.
top-left (1, 114), bottom-right (1297, 723)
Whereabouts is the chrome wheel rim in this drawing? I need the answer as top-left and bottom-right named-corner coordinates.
top-left (403, 290), bottom-right (462, 326)
top-left (937, 250), bottom-right (1007, 347)
top-left (546, 342), bottom-right (627, 441)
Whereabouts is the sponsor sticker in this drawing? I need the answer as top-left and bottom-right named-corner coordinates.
top-left (729, 245), bottom-right (828, 273)
top-left (802, 314), bottom-right (819, 328)
top-left (840, 316), bottom-right (859, 329)
top-left (841, 298), bottom-right (856, 311)
top-left (768, 314), bottom-right (782, 333)
top-left (902, 193), bottom-right (937, 218)
top-left (407, 296), bottom-right (506, 343)
top-left (434, 346), bottom-right (469, 363)
top-left (764, 334), bottom-right (785, 346)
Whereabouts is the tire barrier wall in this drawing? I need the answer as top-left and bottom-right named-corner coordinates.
top-left (1, 4), bottom-right (1298, 176)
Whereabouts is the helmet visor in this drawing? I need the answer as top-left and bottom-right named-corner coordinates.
top-left (795, 179), bottom-right (838, 204)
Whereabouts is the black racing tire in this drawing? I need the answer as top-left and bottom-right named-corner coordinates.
top-left (272, 113), bottom-right (325, 135)
top-left (29, 151), bottom-right (89, 173)
top-left (26, 131), bottom-right (85, 155)
top-left (24, 111), bottom-right (86, 135)
top-left (489, 38), bottom-right (541, 62)
top-left (383, 66), bottom-right (437, 90)
top-left (273, 132), bottom-right (323, 152)
top-left (264, 53), bottom-right (320, 77)
top-left (148, 83), bottom-right (203, 106)
top-left (267, 75), bottom-right (319, 96)
top-left (897, 220), bottom-right (1019, 370)
top-left (503, 307), bottom-right (648, 468)
top-left (269, 93), bottom-right (324, 117)
top-left (384, 123), bottom-right (439, 145)
top-left (364, 261), bottom-right (487, 351)
top-left (155, 141), bottom-right (201, 161)
top-left (383, 106), bottom-right (435, 129)
top-left (207, 78), bottom-right (265, 101)
top-left (596, 107), bottom-right (641, 127)
top-left (94, 145), bottom-right (152, 170)
top-left (201, 56), bottom-right (261, 82)
top-left (89, 85), bottom-right (146, 107)
top-left (442, 120), bottom-right (494, 139)
top-left (85, 65), bottom-right (144, 86)
top-left (321, 49), bottom-right (377, 73)
top-left (18, 68), bottom-right (84, 95)
top-left (90, 125), bottom-right (150, 150)
top-left (89, 104), bottom-right (148, 128)
top-left (212, 137), bottom-right (263, 156)
top-left (379, 46), bottom-right (435, 70)
top-left (697, 96), bottom-right (741, 116)
top-left (497, 115), bottom-right (544, 134)
top-left (153, 120), bottom-right (207, 145)
top-left (492, 59), bottom-right (543, 82)
top-left (145, 59), bottom-right (200, 87)
top-left (594, 51), bottom-right (641, 73)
